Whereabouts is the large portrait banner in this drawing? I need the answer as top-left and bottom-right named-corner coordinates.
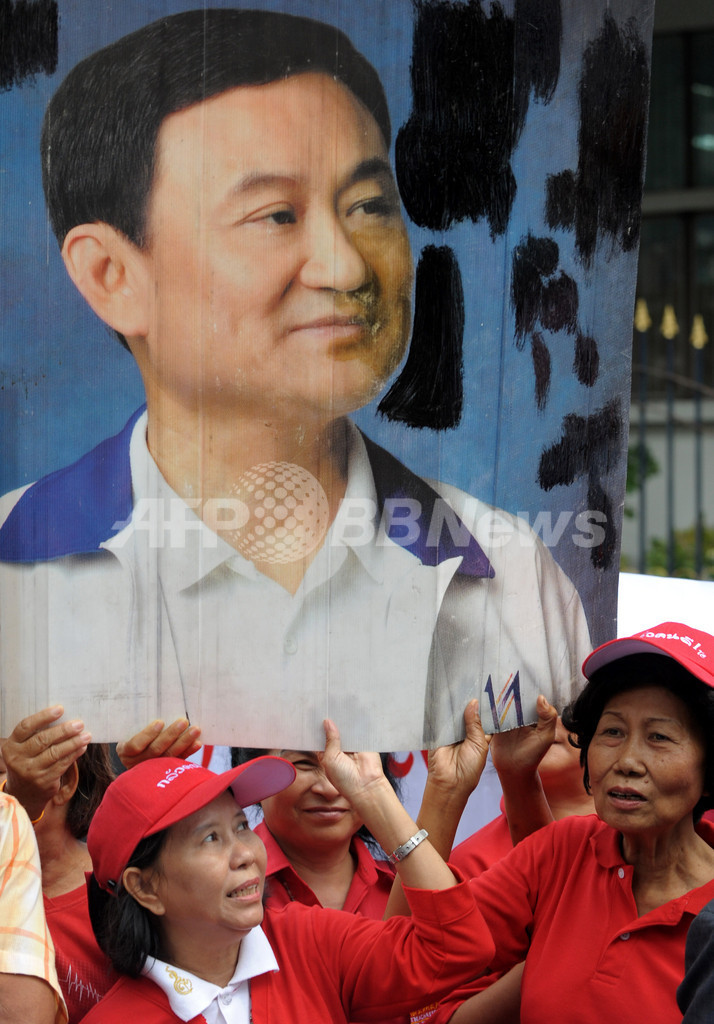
top-left (0, 0), bottom-right (654, 749)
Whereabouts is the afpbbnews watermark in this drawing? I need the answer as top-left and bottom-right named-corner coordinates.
top-left (111, 495), bottom-right (607, 558)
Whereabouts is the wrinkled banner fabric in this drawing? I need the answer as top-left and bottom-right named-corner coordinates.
top-left (0, 0), bottom-right (654, 748)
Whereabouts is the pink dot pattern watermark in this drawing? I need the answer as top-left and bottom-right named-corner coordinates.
top-left (229, 462), bottom-right (330, 564)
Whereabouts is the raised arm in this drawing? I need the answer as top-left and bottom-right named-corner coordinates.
top-left (378, 701), bottom-right (490, 917)
top-left (116, 717), bottom-right (202, 769)
top-left (1, 707), bottom-right (91, 823)
top-left (320, 719), bottom-right (460, 891)
top-left (413, 699), bottom-right (491, 860)
top-left (490, 694), bottom-right (557, 844)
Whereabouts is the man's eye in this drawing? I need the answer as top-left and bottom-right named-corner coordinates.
top-left (203, 831), bottom-right (219, 843)
top-left (350, 195), bottom-right (396, 218)
top-left (237, 820), bottom-right (250, 832)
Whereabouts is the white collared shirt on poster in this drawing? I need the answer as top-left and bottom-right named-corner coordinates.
top-left (104, 412), bottom-right (457, 748)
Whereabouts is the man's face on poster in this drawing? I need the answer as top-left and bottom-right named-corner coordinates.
top-left (132, 72), bottom-right (414, 423)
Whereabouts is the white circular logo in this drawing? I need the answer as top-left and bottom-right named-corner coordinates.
top-left (228, 462), bottom-right (330, 564)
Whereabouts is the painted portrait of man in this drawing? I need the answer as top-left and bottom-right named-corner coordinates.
top-left (0, 2), bottom-right (652, 748)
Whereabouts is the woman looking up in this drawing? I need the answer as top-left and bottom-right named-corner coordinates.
top-left (81, 717), bottom-right (495, 1023)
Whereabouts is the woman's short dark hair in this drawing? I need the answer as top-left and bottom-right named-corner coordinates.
top-left (41, 8), bottom-right (390, 251)
top-left (66, 743), bottom-right (115, 840)
top-left (87, 829), bottom-right (169, 977)
top-left (562, 652), bottom-right (714, 821)
top-left (231, 747), bottom-right (401, 853)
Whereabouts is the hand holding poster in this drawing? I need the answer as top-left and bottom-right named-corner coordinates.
top-left (0, 1), bottom-right (653, 748)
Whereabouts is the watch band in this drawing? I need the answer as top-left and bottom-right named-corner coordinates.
top-left (387, 827), bottom-right (429, 865)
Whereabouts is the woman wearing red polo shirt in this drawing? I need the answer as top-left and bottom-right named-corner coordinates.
top-left (80, 719), bottom-right (495, 1023)
top-left (425, 622), bottom-right (714, 1024)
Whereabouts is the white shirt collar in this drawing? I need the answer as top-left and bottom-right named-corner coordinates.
top-left (110, 411), bottom-right (405, 592)
top-left (142, 926), bottom-right (278, 1023)
top-left (121, 409), bottom-right (239, 591)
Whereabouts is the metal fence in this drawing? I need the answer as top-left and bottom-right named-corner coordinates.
top-left (630, 299), bottom-right (714, 579)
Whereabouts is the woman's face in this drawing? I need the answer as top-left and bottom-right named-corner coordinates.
top-left (141, 791), bottom-right (268, 948)
top-left (260, 749), bottom-right (363, 854)
top-left (587, 685), bottom-right (707, 836)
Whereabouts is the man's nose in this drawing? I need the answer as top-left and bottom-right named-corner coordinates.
top-left (298, 210), bottom-right (368, 293)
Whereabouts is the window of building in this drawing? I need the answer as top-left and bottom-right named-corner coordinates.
top-left (634, 31), bottom-right (714, 399)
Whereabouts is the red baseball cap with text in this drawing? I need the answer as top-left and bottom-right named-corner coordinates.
top-left (583, 621), bottom-right (714, 689)
top-left (88, 756), bottom-right (296, 893)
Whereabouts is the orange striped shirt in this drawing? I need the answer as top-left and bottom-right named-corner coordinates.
top-left (0, 793), bottom-right (68, 1023)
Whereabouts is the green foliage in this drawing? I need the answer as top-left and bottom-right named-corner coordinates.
top-left (620, 524), bottom-right (714, 580)
top-left (623, 443), bottom-right (660, 520)
top-left (626, 444), bottom-right (659, 492)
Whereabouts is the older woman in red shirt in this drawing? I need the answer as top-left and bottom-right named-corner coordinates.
top-left (425, 623), bottom-right (714, 1024)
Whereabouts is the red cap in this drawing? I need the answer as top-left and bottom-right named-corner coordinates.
top-left (87, 756), bottom-right (295, 893)
top-left (583, 622), bottom-right (714, 688)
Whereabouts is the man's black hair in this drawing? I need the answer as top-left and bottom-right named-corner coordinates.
top-left (41, 8), bottom-right (391, 251)
top-left (562, 653), bottom-right (714, 822)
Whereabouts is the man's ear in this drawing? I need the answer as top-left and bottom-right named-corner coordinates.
top-left (122, 865), bottom-right (166, 916)
top-left (61, 223), bottom-right (151, 339)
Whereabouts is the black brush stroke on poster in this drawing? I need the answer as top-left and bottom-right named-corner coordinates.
top-left (573, 331), bottom-right (600, 388)
top-left (0, 0), bottom-right (57, 91)
top-left (511, 232), bottom-right (601, 406)
top-left (511, 235), bottom-right (561, 347)
top-left (538, 400), bottom-right (624, 569)
top-left (531, 332), bottom-right (552, 413)
top-left (545, 11), bottom-right (650, 266)
top-left (512, 235), bottom-right (580, 345)
top-left (395, 0), bottom-right (561, 236)
top-left (378, 245), bottom-right (464, 431)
